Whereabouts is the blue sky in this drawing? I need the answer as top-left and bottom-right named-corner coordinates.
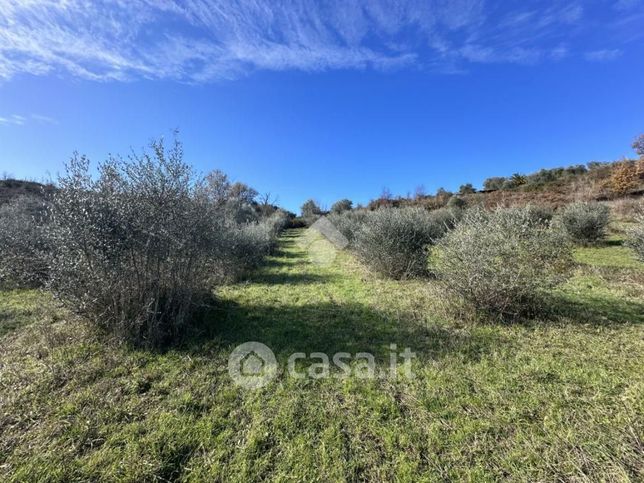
top-left (0, 1), bottom-right (643, 213)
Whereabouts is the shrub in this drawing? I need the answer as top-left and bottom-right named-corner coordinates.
top-left (327, 210), bottom-right (369, 243)
top-left (523, 204), bottom-right (554, 224)
top-left (46, 139), bottom-right (227, 346)
top-left (429, 206), bottom-right (464, 230)
top-left (565, 164), bottom-right (588, 176)
top-left (527, 167), bottom-right (561, 185)
top-left (265, 210), bottom-right (290, 238)
top-left (609, 198), bottom-right (644, 221)
top-left (258, 210), bottom-right (289, 255)
top-left (288, 217), bottom-right (308, 229)
top-left (458, 183), bottom-right (476, 195)
top-left (446, 196), bottom-right (467, 209)
top-left (434, 187), bottom-right (452, 206)
top-left (626, 210), bottom-right (644, 262)
top-left (609, 161), bottom-right (639, 196)
top-left (502, 173), bottom-right (527, 190)
top-left (633, 134), bottom-right (644, 158)
top-left (483, 177), bottom-right (506, 191)
top-left (203, 170), bottom-right (260, 223)
top-left (433, 207), bottom-right (573, 317)
top-left (301, 199), bottom-right (323, 226)
top-left (212, 221), bottom-right (273, 283)
top-left (352, 207), bottom-right (450, 279)
top-left (210, 210), bottom-right (288, 284)
top-left (330, 199), bottom-right (353, 214)
top-left (557, 201), bottom-right (610, 245)
top-left (0, 196), bottom-right (50, 288)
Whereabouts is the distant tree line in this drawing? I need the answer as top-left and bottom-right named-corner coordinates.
top-left (359, 134), bottom-right (644, 211)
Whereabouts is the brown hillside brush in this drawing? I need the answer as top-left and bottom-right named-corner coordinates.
top-left (609, 161), bottom-right (640, 196)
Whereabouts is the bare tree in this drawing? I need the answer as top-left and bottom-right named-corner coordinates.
top-left (258, 192), bottom-right (278, 216)
top-left (380, 187), bottom-right (392, 200)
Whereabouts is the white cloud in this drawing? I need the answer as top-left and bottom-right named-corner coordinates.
top-left (0, 113), bottom-right (58, 126)
top-left (0, 0), bottom-right (637, 82)
top-left (585, 49), bottom-right (623, 61)
top-left (0, 115), bottom-right (27, 126)
top-left (31, 113), bottom-right (58, 125)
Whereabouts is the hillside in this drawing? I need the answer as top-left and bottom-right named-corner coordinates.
top-left (367, 158), bottom-right (644, 211)
top-left (0, 179), bottom-right (55, 206)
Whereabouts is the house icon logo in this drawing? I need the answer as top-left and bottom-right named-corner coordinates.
top-left (298, 216), bottom-right (349, 266)
top-left (228, 342), bottom-right (277, 389)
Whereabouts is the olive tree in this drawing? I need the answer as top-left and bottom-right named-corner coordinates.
top-left (353, 207), bottom-right (454, 279)
top-left (301, 199), bottom-right (323, 225)
top-left (330, 199), bottom-right (353, 214)
top-left (433, 207), bottom-right (573, 317)
top-left (557, 202), bottom-right (610, 245)
top-left (46, 138), bottom-right (226, 346)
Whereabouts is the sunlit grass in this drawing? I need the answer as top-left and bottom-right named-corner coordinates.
top-left (0, 289), bottom-right (60, 337)
top-left (574, 243), bottom-right (643, 269)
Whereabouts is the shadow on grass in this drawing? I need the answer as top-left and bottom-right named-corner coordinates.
top-left (270, 245), bottom-right (302, 256)
top-left (547, 293), bottom-right (644, 326)
top-left (0, 289), bottom-right (54, 337)
top-left (602, 239), bottom-right (624, 247)
top-left (263, 257), bottom-right (301, 269)
top-left (248, 272), bottom-right (340, 285)
top-left (467, 292), bottom-right (644, 328)
top-left (0, 309), bottom-right (26, 337)
top-left (184, 298), bottom-right (501, 365)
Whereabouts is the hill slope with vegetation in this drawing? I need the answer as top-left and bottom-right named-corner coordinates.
top-left (0, 178), bottom-right (55, 206)
top-left (363, 135), bottom-right (644, 212)
top-left (1, 135), bottom-right (643, 480)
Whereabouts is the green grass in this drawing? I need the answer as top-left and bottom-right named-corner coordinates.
top-left (1, 230), bottom-right (643, 481)
top-left (0, 289), bottom-right (61, 337)
top-left (574, 240), bottom-right (643, 270)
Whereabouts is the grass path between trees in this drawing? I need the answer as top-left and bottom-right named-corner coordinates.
top-left (0, 229), bottom-right (643, 481)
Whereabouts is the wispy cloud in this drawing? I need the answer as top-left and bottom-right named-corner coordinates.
top-left (0, 115), bottom-right (27, 126)
top-left (30, 113), bottom-right (58, 125)
top-left (585, 49), bottom-right (623, 61)
top-left (0, 1), bottom-right (640, 82)
top-left (0, 113), bottom-right (58, 127)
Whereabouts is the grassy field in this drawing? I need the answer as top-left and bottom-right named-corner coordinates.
top-left (1, 229), bottom-right (643, 481)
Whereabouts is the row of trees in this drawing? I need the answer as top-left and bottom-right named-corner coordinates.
top-left (0, 137), bottom-right (289, 347)
top-left (326, 200), bottom-right (643, 317)
top-left (299, 198), bottom-right (353, 225)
